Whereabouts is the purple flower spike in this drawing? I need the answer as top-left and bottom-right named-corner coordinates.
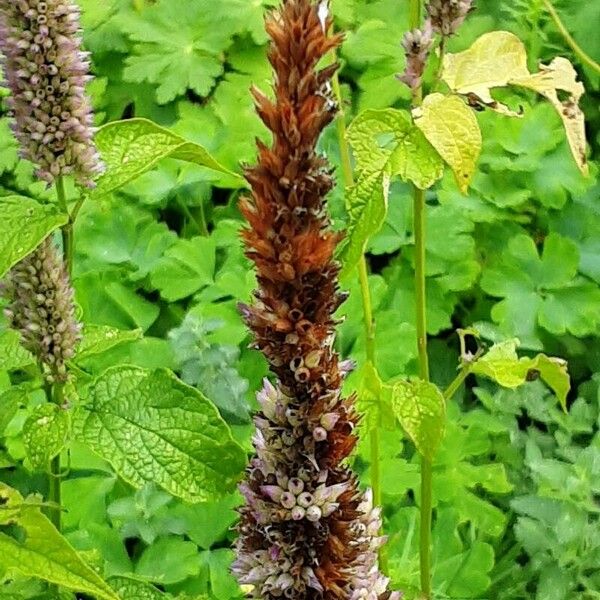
top-left (0, 0), bottom-right (104, 187)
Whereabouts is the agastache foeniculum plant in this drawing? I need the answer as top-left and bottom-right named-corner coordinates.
top-left (232, 0), bottom-right (399, 597)
top-left (0, 0), bottom-right (103, 187)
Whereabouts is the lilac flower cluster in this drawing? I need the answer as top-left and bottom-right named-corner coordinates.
top-left (2, 236), bottom-right (81, 382)
top-left (398, 0), bottom-right (475, 91)
top-left (0, 0), bottom-right (103, 187)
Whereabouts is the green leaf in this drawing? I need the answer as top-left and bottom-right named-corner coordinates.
top-left (22, 404), bottom-right (70, 472)
top-left (355, 361), bottom-right (395, 432)
top-left (149, 237), bottom-right (216, 302)
top-left (0, 196), bottom-right (67, 278)
top-left (108, 577), bottom-right (170, 599)
top-left (348, 108), bottom-right (444, 190)
top-left (413, 93), bottom-right (482, 192)
top-left (0, 483), bottom-right (119, 600)
top-left (384, 378), bottom-right (446, 460)
top-left (0, 330), bottom-right (35, 371)
top-left (135, 537), bottom-right (201, 584)
top-left (0, 387), bottom-right (27, 435)
top-left (471, 339), bottom-right (570, 410)
top-left (75, 325), bottom-right (143, 363)
top-left (92, 118), bottom-right (243, 198)
top-left (74, 366), bottom-right (246, 502)
top-left (339, 171), bottom-right (389, 277)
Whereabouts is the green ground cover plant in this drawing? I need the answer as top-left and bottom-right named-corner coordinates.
top-left (0, 0), bottom-right (598, 599)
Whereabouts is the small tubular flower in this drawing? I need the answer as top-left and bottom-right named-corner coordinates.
top-left (426, 0), bottom-right (475, 37)
top-left (397, 20), bottom-right (434, 91)
top-left (0, 0), bottom-right (103, 186)
top-left (2, 237), bottom-right (81, 382)
top-left (233, 1), bottom-right (399, 598)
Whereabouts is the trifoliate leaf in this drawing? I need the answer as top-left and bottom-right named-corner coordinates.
top-left (0, 196), bottom-right (67, 279)
top-left (441, 31), bottom-right (588, 173)
top-left (0, 329), bottom-right (35, 371)
top-left (384, 378), bottom-right (446, 460)
top-left (75, 325), bottom-right (143, 363)
top-left (0, 483), bottom-right (119, 600)
top-left (413, 93), bottom-right (482, 192)
top-left (471, 339), bottom-right (570, 410)
top-left (348, 108), bottom-right (444, 189)
top-left (22, 404), bottom-right (70, 472)
top-left (93, 119), bottom-right (243, 198)
top-left (74, 366), bottom-right (246, 503)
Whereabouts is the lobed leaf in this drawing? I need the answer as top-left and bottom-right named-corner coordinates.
top-left (74, 366), bottom-right (246, 503)
top-left (0, 483), bottom-right (119, 600)
top-left (92, 118), bottom-right (244, 198)
top-left (0, 196), bottom-right (67, 279)
top-left (413, 93), bottom-right (482, 192)
top-left (384, 378), bottom-right (446, 461)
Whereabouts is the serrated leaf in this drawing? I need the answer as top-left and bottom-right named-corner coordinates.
top-left (22, 404), bottom-right (70, 472)
top-left (0, 196), bottom-right (67, 278)
top-left (108, 576), bottom-right (170, 599)
top-left (92, 119), bottom-right (243, 198)
top-left (413, 93), bottom-right (482, 192)
top-left (0, 330), bottom-right (35, 371)
top-left (339, 171), bottom-right (389, 277)
top-left (441, 31), bottom-right (588, 174)
top-left (348, 108), bottom-right (444, 189)
top-left (384, 378), bottom-right (446, 460)
top-left (74, 366), bottom-right (246, 502)
top-left (471, 339), bottom-right (570, 410)
top-left (75, 325), bottom-right (143, 363)
top-left (0, 483), bottom-right (119, 600)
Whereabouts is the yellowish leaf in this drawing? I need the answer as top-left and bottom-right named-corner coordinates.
top-left (413, 93), bottom-right (482, 192)
top-left (441, 31), bottom-right (588, 174)
top-left (512, 57), bottom-right (588, 175)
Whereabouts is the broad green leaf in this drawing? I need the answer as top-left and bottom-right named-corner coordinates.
top-left (109, 576), bottom-right (170, 599)
top-left (339, 171), bottom-right (389, 277)
top-left (348, 108), bottom-right (444, 189)
top-left (441, 31), bottom-right (588, 174)
top-left (0, 330), bottom-right (35, 371)
top-left (384, 378), bottom-right (446, 460)
top-left (75, 325), bottom-right (143, 363)
top-left (413, 94), bottom-right (482, 192)
top-left (135, 537), bottom-right (201, 584)
top-left (471, 339), bottom-right (570, 410)
top-left (0, 483), bottom-right (119, 600)
top-left (92, 119), bottom-right (243, 198)
top-left (0, 196), bottom-right (67, 278)
top-left (355, 361), bottom-right (395, 431)
top-left (22, 404), bottom-right (70, 472)
top-left (0, 387), bottom-right (27, 435)
top-left (150, 237), bottom-right (216, 302)
top-left (74, 366), bottom-right (246, 502)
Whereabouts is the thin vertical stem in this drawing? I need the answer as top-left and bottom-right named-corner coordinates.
top-left (331, 52), bottom-right (385, 570)
top-left (409, 0), bottom-right (433, 598)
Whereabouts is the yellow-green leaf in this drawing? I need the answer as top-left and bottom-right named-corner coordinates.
top-left (22, 403), bottom-right (70, 472)
top-left (384, 378), bottom-right (446, 461)
top-left (441, 31), bottom-right (588, 174)
top-left (413, 93), bottom-right (482, 192)
top-left (0, 483), bottom-right (119, 600)
top-left (471, 339), bottom-right (570, 410)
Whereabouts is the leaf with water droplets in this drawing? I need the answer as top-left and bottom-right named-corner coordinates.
top-left (73, 366), bottom-right (246, 502)
top-left (0, 196), bottom-right (67, 279)
top-left (384, 378), bottom-right (446, 461)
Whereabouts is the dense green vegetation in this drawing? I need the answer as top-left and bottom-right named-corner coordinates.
top-left (0, 0), bottom-right (598, 599)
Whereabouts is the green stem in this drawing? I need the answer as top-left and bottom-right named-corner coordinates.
top-left (542, 0), bottom-right (600, 75)
top-left (331, 53), bottom-right (385, 570)
top-left (55, 177), bottom-right (73, 275)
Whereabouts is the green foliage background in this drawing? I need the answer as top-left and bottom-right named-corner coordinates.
top-left (1, 0), bottom-right (599, 598)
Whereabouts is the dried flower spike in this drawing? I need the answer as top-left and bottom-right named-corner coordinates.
top-left (398, 20), bottom-right (434, 91)
top-left (2, 237), bottom-right (81, 382)
top-left (233, 1), bottom-right (399, 598)
top-left (0, 0), bottom-right (103, 187)
top-left (426, 0), bottom-right (475, 37)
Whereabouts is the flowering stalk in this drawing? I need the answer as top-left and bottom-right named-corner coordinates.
top-left (233, 1), bottom-right (398, 597)
top-left (0, 0), bottom-right (103, 187)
